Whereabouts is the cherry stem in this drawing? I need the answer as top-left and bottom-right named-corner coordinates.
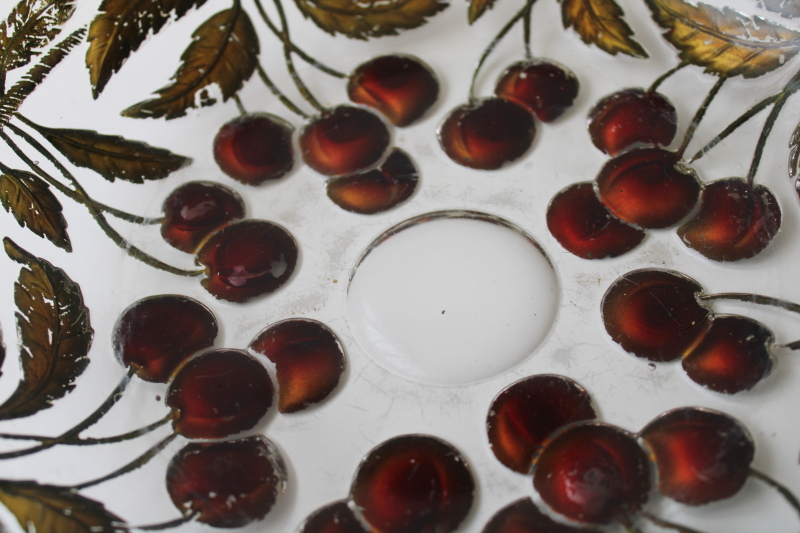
top-left (0, 128), bottom-right (203, 277)
top-left (10, 116), bottom-right (163, 225)
top-left (677, 75), bottom-right (727, 158)
top-left (641, 512), bottom-right (708, 533)
top-left (648, 61), bottom-right (688, 94)
top-left (468, 0), bottom-right (537, 102)
top-left (255, 62), bottom-right (310, 119)
top-left (126, 512), bottom-right (197, 531)
top-left (750, 468), bottom-right (800, 519)
top-left (691, 66), bottom-right (800, 164)
top-left (618, 514), bottom-right (644, 533)
top-left (782, 339), bottom-right (800, 350)
top-left (0, 369), bottom-right (134, 460)
top-left (253, 1), bottom-right (346, 79)
top-left (67, 432), bottom-right (178, 491)
top-left (699, 292), bottom-right (800, 315)
top-left (265, 0), bottom-right (326, 113)
top-left (522, 0), bottom-right (534, 60)
top-left (232, 93), bottom-right (246, 116)
top-left (0, 413), bottom-right (172, 445)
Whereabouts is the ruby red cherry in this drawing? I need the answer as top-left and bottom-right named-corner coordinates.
top-left (546, 181), bottom-right (645, 259)
top-left (298, 501), bottom-right (369, 533)
top-left (438, 98), bottom-right (536, 170)
top-left (495, 60), bottom-right (579, 123)
top-left (640, 407), bottom-right (754, 505)
top-left (327, 148), bottom-right (418, 214)
top-left (588, 88), bottom-right (677, 156)
top-left (682, 314), bottom-right (774, 394)
top-left (166, 436), bottom-right (286, 528)
top-left (487, 374), bottom-right (596, 474)
top-left (196, 219), bottom-right (298, 303)
top-left (596, 148), bottom-right (700, 229)
top-left (482, 498), bottom-right (600, 533)
top-left (161, 181), bottom-right (245, 253)
top-left (348, 55), bottom-right (439, 127)
top-left (213, 113), bottom-right (295, 185)
top-left (350, 434), bottom-right (474, 533)
top-left (166, 348), bottom-right (274, 439)
top-left (249, 318), bottom-right (345, 414)
top-left (601, 269), bottom-right (710, 362)
top-left (113, 295), bottom-right (217, 383)
top-left (533, 423), bottom-right (651, 524)
top-left (300, 105), bottom-right (391, 177)
top-left (678, 177), bottom-right (781, 262)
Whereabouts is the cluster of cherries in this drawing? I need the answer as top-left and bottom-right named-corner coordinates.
top-left (160, 181), bottom-right (297, 303)
top-left (296, 434), bottom-right (475, 533)
top-left (213, 54), bottom-right (439, 214)
top-left (484, 374), bottom-right (794, 531)
top-left (602, 268), bottom-right (799, 394)
top-left (113, 294), bottom-right (346, 527)
top-left (438, 60), bottom-right (579, 170)
top-left (547, 87), bottom-right (781, 261)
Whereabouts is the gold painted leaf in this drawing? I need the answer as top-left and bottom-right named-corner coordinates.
top-left (33, 124), bottom-right (191, 183)
top-left (561, 0), bottom-right (648, 57)
top-left (0, 238), bottom-right (92, 420)
top-left (86, 0), bottom-right (209, 98)
top-left (0, 480), bottom-right (124, 533)
top-left (0, 0), bottom-right (75, 87)
top-left (789, 119), bottom-right (800, 178)
top-left (121, 5), bottom-right (258, 120)
top-left (294, 0), bottom-right (447, 39)
top-left (646, 0), bottom-right (800, 78)
top-left (0, 27), bottom-right (85, 124)
top-left (0, 169), bottom-right (70, 251)
top-left (468, 0), bottom-right (497, 24)
top-left (758, 0), bottom-right (800, 19)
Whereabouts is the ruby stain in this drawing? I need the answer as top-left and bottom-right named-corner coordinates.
top-left (250, 318), bottom-right (345, 413)
top-left (167, 349), bottom-right (274, 439)
top-left (166, 436), bottom-right (286, 528)
top-left (327, 148), bottom-right (418, 214)
top-left (546, 181), bottom-right (645, 259)
top-left (487, 375), bottom-right (596, 474)
top-left (161, 181), bottom-right (245, 253)
top-left (196, 219), bottom-right (298, 303)
top-left (495, 60), bottom-right (579, 123)
top-left (641, 407), bottom-right (754, 505)
top-left (482, 498), bottom-right (601, 533)
top-left (602, 269), bottom-right (710, 362)
top-left (298, 501), bottom-right (369, 533)
top-left (348, 55), bottom-right (439, 127)
top-left (113, 295), bottom-right (217, 383)
top-left (351, 435), bottom-right (475, 533)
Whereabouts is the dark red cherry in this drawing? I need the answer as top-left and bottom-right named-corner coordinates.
top-left (682, 315), bottom-right (774, 394)
top-left (166, 436), bottom-right (286, 528)
top-left (602, 269), bottom-right (710, 362)
top-left (487, 375), bottom-right (596, 474)
top-left (546, 181), bottom-right (645, 259)
top-left (213, 113), bottom-right (295, 185)
top-left (348, 55), bottom-right (439, 127)
top-left (350, 434), bottom-right (475, 533)
top-left (494, 60), bottom-right (579, 123)
top-left (299, 105), bottom-right (391, 177)
top-left (482, 498), bottom-right (601, 533)
top-left (249, 318), bottom-right (345, 414)
top-left (298, 501), bottom-right (369, 533)
top-left (327, 148), bottom-right (418, 214)
top-left (677, 178), bottom-right (782, 262)
top-left (588, 88), bottom-right (677, 156)
top-left (640, 407), bottom-right (754, 505)
top-left (438, 98), bottom-right (536, 170)
top-left (113, 295), bottom-right (217, 383)
top-left (196, 219), bottom-right (298, 303)
top-left (161, 181), bottom-right (245, 253)
top-left (596, 148), bottom-right (700, 229)
top-left (533, 423), bottom-right (651, 524)
top-left (166, 349), bottom-right (274, 439)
